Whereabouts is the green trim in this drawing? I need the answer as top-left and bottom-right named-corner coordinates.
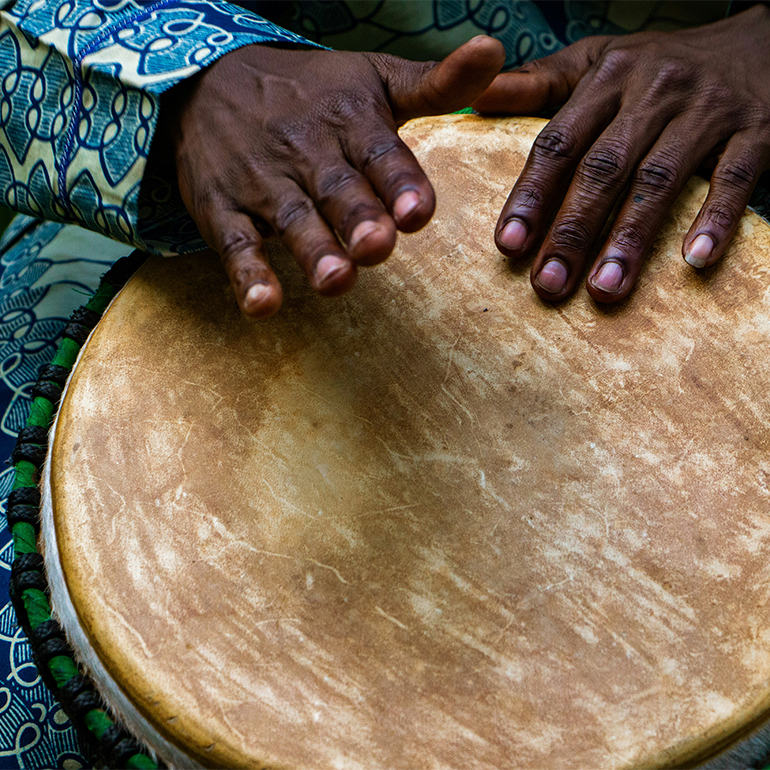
top-left (12, 522), bottom-right (37, 554)
top-left (126, 753), bottom-right (159, 769)
top-left (49, 655), bottom-right (80, 688)
top-left (87, 280), bottom-right (121, 313)
top-left (51, 337), bottom-right (82, 370)
top-left (26, 397), bottom-right (56, 429)
top-left (12, 461), bottom-right (38, 490)
top-left (85, 708), bottom-right (114, 739)
top-left (22, 588), bottom-right (51, 629)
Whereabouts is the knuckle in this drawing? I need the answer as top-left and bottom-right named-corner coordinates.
top-left (338, 200), bottom-right (382, 230)
top-left (189, 185), bottom-right (220, 219)
top-left (514, 185), bottom-right (546, 210)
top-left (594, 47), bottom-right (633, 81)
top-left (359, 137), bottom-right (406, 171)
top-left (701, 204), bottom-right (737, 230)
top-left (218, 230), bottom-right (259, 265)
top-left (753, 104), bottom-right (770, 129)
top-left (272, 196), bottom-right (315, 237)
top-left (525, 58), bottom-right (544, 74)
top-left (322, 89), bottom-right (381, 125)
top-left (419, 73), bottom-right (454, 114)
top-left (266, 119), bottom-right (312, 162)
top-left (532, 126), bottom-right (579, 162)
top-left (610, 223), bottom-right (646, 253)
top-left (713, 160), bottom-right (757, 194)
top-left (634, 157), bottom-right (680, 193)
top-left (578, 145), bottom-right (628, 187)
top-left (269, 93), bottom-right (384, 155)
top-left (314, 166), bottom-right (360, 203)
top-left (550, 218), bottom-right (593, 251)
top-left (695, 81), bottom-right (734, 113)
top-left (652, 58), bottom-right (693, 91)
top-left (187, 185), bottom-right (233, 231)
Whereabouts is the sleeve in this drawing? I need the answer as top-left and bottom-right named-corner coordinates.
top-left (0, 0), bottom-right (318, 255)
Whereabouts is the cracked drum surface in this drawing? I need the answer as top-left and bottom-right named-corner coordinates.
top-left (47, 116), bottom-right (770, 769)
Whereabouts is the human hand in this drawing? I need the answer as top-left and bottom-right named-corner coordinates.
top-left (162, 37), bottom-right (504, 317)
top-left (472, 5), bottom-right (770, 303)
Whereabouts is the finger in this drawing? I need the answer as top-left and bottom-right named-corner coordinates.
top-left (204, 208), bottom-right (283, 319)
top-left (342, 122), bottom-right (437, 234)
top-left (353, 37), bottom-right (504, 236)
top-left (683, 132), bottom-right (769, 269)
top-left (494, 81), bottom-right (620, 268)
top-left (472, 36), bottom-right (610, 115)
top-left (529, 104), bottom-right (681, 300)
top-left (495, 41), bottom-right (671, 266)
top-left (586, 118), bottom-right (713, 302)
top-left (303, 157), bottom-right (397, 267)
top-left (258, 178), bottom-right (358, 297)
top-left (373, 35), bottom-right (506, 123)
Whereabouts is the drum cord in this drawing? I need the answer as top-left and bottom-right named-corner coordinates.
top-left (5, 251), bottom-right (163, 770)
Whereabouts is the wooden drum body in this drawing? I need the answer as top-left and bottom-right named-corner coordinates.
top-left (43, 116), bottom-right (770, 769)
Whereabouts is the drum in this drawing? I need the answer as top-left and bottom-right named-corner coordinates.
top-left (14, 115), bottom-right (770, 769)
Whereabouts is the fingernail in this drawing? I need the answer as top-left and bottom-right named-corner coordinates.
top-left (394, 190), bottom-right (420, 222)
top-left (315, 255), bottom-right (348, 288)
top-left (535, 259), bottom-right (568, 294)
top-left (349, 220), bottom-right (380, 252)
top-left (244, 283), bottom-right (271, 313)
top-left (592, 260), bottom-right (624, 293)
top-left (684, 233), bottom-right (714, 269)
top-left (499, 218), bottom-right (527, 251)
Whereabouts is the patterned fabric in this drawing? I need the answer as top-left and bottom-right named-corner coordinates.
top-left (0, 0), bottom-right (316, 257)
top-left (0, 218), bottom-right (133, 769)
top-left (0, 2), bottom-right (762, 768)
top-left (286, 0), bottom-right (730, 68)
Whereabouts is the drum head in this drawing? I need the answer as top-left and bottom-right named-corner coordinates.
top-left (48, 116), bottom-right (770, 769)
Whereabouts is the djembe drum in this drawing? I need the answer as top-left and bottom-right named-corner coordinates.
top-left (13, 115), bottom-right (770, 769)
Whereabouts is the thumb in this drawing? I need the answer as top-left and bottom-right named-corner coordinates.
top-left (472, 36), bottom-right (610, 115)
top-left (370, 36), bottom-right (506, 123)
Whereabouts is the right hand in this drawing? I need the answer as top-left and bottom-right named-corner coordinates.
top-left (160, 37), bottom-right (504, 318)
top-left (472, 6), bottom-right (770, 306)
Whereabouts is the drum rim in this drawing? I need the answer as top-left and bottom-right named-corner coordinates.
top-left (6, 251), bottom-right (163, 770)
top-left (41, 453), bottom-right (202, 767)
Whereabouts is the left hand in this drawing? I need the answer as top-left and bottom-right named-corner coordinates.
top-left (472, 4), bottom-right (770, 304)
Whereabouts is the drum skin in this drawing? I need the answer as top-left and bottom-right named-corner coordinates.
top-left (49, 116), bottom-right (770, 769)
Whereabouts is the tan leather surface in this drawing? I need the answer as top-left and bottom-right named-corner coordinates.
top-left (51, 116), bottom-right (770, 769)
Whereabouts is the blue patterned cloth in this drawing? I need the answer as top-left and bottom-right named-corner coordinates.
top-left (0, 1), bottom-right (759, 768)
top-left (0, 0), bottom-right (315, 256)
top-left (0, 217), bottom-right (132, 770)
top-left (284, 0), bottom-right (731, 66)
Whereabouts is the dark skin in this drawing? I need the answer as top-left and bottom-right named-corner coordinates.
top-left (161, 6), bottom-right (770, 316)
top-left (473, 4), bottom-right (770, 303)
top-left (161, 37), bottom-right (505, 317)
